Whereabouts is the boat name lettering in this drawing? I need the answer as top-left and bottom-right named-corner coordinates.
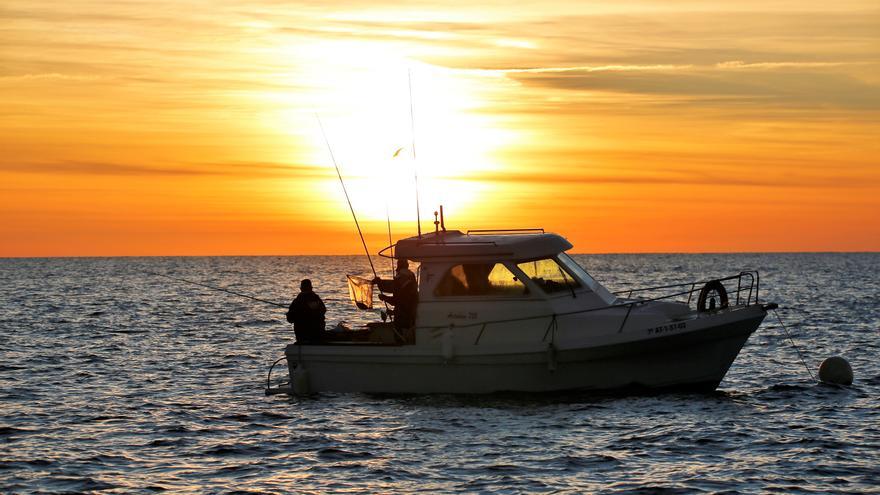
top-left (447, 312), bottom-right (478, 320)
top-left (647, 322), bottom-right (686, 335)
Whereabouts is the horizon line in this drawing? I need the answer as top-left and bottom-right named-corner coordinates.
top-left (2, 250), bottom-right (878, 260)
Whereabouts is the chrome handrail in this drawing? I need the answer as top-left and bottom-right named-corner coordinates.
top-left (614, 271), bottom-right (760, 306)
top-left (265, 356), bottom-right (289, 393)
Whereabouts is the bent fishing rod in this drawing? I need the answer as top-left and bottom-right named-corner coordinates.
top-left (144, 270), bottom-right (287, 308)
top-left (316, 114), bottom-right (393, 315)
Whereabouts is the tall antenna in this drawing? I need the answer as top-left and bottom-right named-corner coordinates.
top-left (316, 114), bottom-right (377, 278)
top-left (409, 68), bottom-right (422, 238)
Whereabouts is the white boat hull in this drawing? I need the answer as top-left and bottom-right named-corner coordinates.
top-left (284, 305), bottom-right (767, 394)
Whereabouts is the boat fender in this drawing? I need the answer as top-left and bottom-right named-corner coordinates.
top-left (819, 356), bottom-right (853, 385)
top-left (697, 280), bottom-right (728, 312)
top-left (441, 326), bottom-right (455, 362)
top-left (292, 367), bottom-right (311, 395)
top-left (546, 343), bottom-right (557, 372)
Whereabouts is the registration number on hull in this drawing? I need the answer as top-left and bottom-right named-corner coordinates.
top-left (646, 322), bottom-right (686, 335)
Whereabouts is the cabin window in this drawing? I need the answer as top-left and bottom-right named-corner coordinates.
top-left (434, 263), bottom-right (528, 297)
top-left (516, 258), bottom-right (582, 294)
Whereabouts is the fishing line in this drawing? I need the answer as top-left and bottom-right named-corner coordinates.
top-left (772, 308), bottom-right (817, 382)
top-left (316, 114), bottom-right (377, 279)
top-left (144, 270), bottom-right (287, 308)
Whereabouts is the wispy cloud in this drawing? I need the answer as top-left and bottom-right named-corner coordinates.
top-left (455, 169), bottom-right (880, 189)
top-left (0, 161), bottom-right (330, 178)
top-left (476, 64), bottom-right (696, 74)
top-left (0, 73), bottom-right (106, 82)
top-left (508, 65), bottom-right (880, 109)
top-left (468, 60), bottom-right (863, 75)
top-left (714, 61), bottom-right (853, 70)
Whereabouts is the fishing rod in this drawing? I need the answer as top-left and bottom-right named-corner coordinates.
top-left (316, 114), bottom-right (377, 279)
top-left (144, 270), bottom-right (287, 308)
top-left (316, 115), bottom-right (393, 318)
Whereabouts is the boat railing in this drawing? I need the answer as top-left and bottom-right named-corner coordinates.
top-left (416, 271), bottom-right (761, 342)
top-left (466, 228), bottom-right (545, 235)
top-left (613, 271), bottom-right (759, 307)
top-left (265, 356), bottom-right (291, 396)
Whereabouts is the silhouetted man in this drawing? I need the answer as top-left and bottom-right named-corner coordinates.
top-left (373, 258), bottom-right (418, 342)
top-left (286, 279), bottom-right (326, 344)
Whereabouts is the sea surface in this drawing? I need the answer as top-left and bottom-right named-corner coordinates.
top-left (1, 253), bottom-right (878, 494)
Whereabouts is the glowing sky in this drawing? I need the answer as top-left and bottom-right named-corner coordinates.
top-left (2, 1), bottom-right (878, 256)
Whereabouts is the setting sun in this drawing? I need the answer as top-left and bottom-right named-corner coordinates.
top-left (1, 0), bottom-right (878, 256)
top-left (293, 54), bottom-right (516, 225)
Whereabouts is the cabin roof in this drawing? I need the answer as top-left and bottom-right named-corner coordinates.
top-left (391, 229), bottom-right (573, 262)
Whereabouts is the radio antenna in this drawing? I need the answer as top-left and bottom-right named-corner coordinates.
top-left (409, 68), bottom-right (422, 239)
top-left (316, 114), bottom-right (377, 278)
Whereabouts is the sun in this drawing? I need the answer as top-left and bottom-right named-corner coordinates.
top-left (280, 40), bottom-right (515, 225)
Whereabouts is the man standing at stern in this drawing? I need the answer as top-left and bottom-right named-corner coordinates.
top-left (286, 279), bottom-right (326, 344)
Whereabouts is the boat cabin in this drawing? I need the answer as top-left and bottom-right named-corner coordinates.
top-left (385, 230), bottom-right (617, 337)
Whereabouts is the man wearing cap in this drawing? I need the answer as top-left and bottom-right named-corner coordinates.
top-left (373, 258), bottom-right (419, 343)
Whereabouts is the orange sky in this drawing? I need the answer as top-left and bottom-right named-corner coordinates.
top-left (2, 1), bottom-right (879, 256)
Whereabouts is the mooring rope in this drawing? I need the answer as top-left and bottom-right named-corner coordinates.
top-left (772, 309), bottom-right (817, 382)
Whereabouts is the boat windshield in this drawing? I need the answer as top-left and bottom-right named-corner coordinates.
top-left (434, 263), bottom-right (529, 297)
top-left (516, 258), bottom-right (581, 294)
top-left (556, 253), bottom-right (617, 303)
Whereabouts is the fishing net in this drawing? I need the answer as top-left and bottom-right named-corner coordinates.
top-left (346, 275), bottom-right (374, 310)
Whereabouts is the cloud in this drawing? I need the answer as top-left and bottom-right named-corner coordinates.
top-left (0, 161), bottom-right (330, 178)
top-left (475, 61), bottom-right (860, 75)
top-left (289, 8), bottom-right (880, 68)
top-left (457, 169), bottom-right (879, 189)
top-left (714, 61), bottom-right (851, 70)
top-left (0, 73), bottom-right (105, 82)
top-left (508, 65), bottom-right (880, 110)
top-left (478, 64), bottom-right (696, 74)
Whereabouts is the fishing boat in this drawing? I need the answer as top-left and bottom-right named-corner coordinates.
top-left (266, 221), bottom-right (775, 395)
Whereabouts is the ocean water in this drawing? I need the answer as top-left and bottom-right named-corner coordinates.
top-left (1, 253), bottom-right (878, 494)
